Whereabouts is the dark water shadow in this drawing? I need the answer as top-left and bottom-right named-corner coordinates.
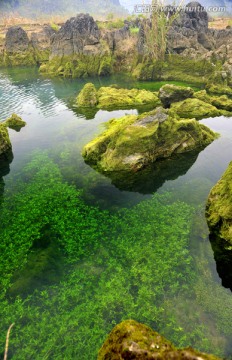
top-left (209, 233), bottom-right (232, 292)
top-left (86, 150), bottom-right (201, 195)
top-left (0, 150), bottom-right (13, 204)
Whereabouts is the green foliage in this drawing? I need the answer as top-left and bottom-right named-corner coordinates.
top-left (0, 151), bottom-right (216, 359)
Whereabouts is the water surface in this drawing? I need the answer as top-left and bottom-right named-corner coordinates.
top-left (0, 67), bottom-right (232, 359)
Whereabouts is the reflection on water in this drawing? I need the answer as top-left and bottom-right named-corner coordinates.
top-left (87, 151), bottom-right (201, 194)
top-left (0, 150), bottom-right (13, 204)
top-left (209, 234), bottom-right (232, 292)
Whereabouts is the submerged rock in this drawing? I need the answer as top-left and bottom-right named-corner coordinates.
top-left (98, 320), bottom-right (221, 360)
top-left (76, 83), bottom-right (160, 109)
top-left (206, 161), bottom-right (232, 245)
top-left (4, 113), bottom-right (27, 131)
top-left (170, 98), bottom-right (221, 119)
top-left (82, 106), bottom-right (217, 173)
top-left (158, 84), bottom-right (194, 108)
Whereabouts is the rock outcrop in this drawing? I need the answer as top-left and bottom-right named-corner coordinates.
top-left (5, 26), bottom-right (30, 53)
top-left (82, 106), bottom-right (217, 173)
top-left (98, 320), bottom-right (221, 360)
top-left (77, 83), bottom-right (160, 109)
top-left (4, 113), bottom-right (27, 131)
top-left (50, 14), bottom-right (101, 58)
top-left (158, 84), bottom-right (194, 108)
top-left (170, 98), bottom-right (221, 119)
top-left (0, 123), bottom-right (12, 158)
top-left (206, 161), bottom-right (232, 245)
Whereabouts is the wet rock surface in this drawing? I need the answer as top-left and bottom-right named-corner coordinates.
top-left (98, 320), bottom-right (221, 360)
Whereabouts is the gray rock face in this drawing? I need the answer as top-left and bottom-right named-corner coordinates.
top-left (102, 25), bottom-right (130, 51)
top-left (5, 26), bottom-right (29, 53)
top-left (31, 25), bottom-right (56, 52)
top-left (158, 84), bottom-right (194, 108)
top-left (50, 14), bottom-right (101, 58)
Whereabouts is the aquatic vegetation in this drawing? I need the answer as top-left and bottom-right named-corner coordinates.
top-left (82, 107), bottom-right (217, 173)
top-left (0, 152), bottom-right (224, 359)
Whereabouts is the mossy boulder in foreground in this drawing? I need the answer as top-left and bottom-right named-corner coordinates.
top-left (82, 107), bottom-right (217, 172)
top-left (76, 83), bottom-right (160, 109)
top-left (158, 84), bottom-right (194, 108)
top-left (170, 98), bottom-right (221, 120)
top-left (206, 162), bottom-right (232, 245)
top-left (98, 320), bottom-right (221, 360)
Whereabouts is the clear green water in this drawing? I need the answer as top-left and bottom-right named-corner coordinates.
top-left (0, 67), bottom-right (232, 359)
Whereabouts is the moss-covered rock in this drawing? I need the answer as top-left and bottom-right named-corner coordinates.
top-left (82, 106), bottom-right (217, 173)
top-left (0, 123), bottom-right (12, 157)
top-left (76, 83), bottom-right (161, 109)
top-left (206, 84), bottom-right (232, 96)
top-left (40, 54), bottom-right (113, 78)
top-left (98, 320), bottom-right (221, 360)
top-left (206, 162), bottom-right (232, 245)
top-left (170, 98), bottom-right (221, 120)
top-left (194, 90), bottom-right (232, 112)
top-left (158, 84), bottom-right (194, 108)
top-left (77, 83), bottom-right (98, 107)
top-left (4, 113), bottom-right (27, 131)
top-left (97, 86), bottom-right (160, 109)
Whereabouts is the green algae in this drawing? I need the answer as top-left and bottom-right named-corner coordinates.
top-left (0, 153), bottom-right (232, 358)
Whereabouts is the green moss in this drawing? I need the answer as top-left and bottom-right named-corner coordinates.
top-left (206, 161), bottom-right (232, 245)
top-left (97, 86), bottom-right (160, 109)
top-left (40, 54), bottom-right (113, 78)
top-left (76, 83), bottom-right (161, 109)
top-left (0, 123), bottom-right (12, 157)
top-left (206, 84), bottom-right (232, 96)
top-left (82, 106), bottom-right (217, 173)
top-left (158, 84), bottom-right (194, 108)
top-left (170, 98), bottom-right (221, 120)
top-left (4, 49), bottom-right (37, 67)
top-left (77, 83), bottom-right (98, 107)
top-left (4, 113), bottom-right (27, 131)
top-left (98, 320), bottom-right (221, 360)
top-left (133, 55), bottom-right (216, 84)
